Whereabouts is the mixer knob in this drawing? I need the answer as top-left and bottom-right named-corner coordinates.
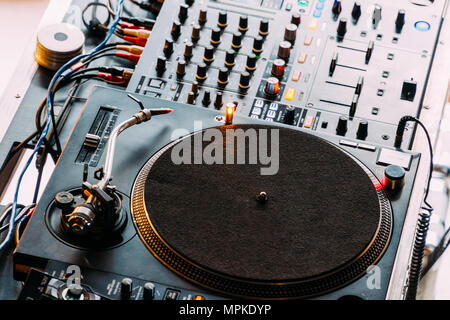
top-left (365, 41), bottom-right (374, 64)
top-left (225, 49), bottom-right (236, 68)
top-left (163, 38), bottom-right (173, 57)
top-left (329, 52), bottom-right (338, 76)
top-left (178, 4), bottom-right (189, 22)
top-left (332, 0), bottom-right (342, 20)
top-left (171, 21), bottom-right (181, 39)
top-left (372, 4), bottom-right (382, 29)
top-left (239, 71), bottom-right (251, 92)
top-left (196, 63), bottom-right (207, 81)
top-left (284, 24), bottom-right (297, 42)
top-left (336, 18), bottom-right (347, 41)
top-left (355, 75), bottom-right (364, 95)
top-left (336, 116), bottom-right (348, 136)
top-left (186, 91), bottom-right (196, 105)
top-left (383, 165), bottom-right (405, 194)
top-left (218, 11), bottom-right (228, 28)
top-left (283, 105), bottom-right (296, 125)
top-left (217, 67), bottom-right (229, 86)
top-left (176, 60), bottom-right (186, 77)
top-left (202, 90), bottom-right (211, 106)
top-left (356, 120), bottom-right (368, 140)
top-left (395, 9), bottom-right (406, 33)
top-left (349, 94), bottom-right (359, 117)
top-left (203, 45), bottom-right (215, 64)
top-left (277, 41), bottom-right (291, 60)
top-left (214, 92), bottom-right (223, 109)
top-left (210, 27), bottom-right (221, 46)
top-left (191, 24), bottom-right (201, 42)
top-left (184, 42), bottom-right (193, 59)
top-left (191, 81), bottom-right (199, 96)
top-left (231, 31), bottom-right (243, 50)
top-left (259, 20), bottom-right (270, 37)
top-left (245, 54), bottom-right (257, 72)
top-left (291, 13), bottom-right (301, 26)
top-left (198, 8), bottom-right (208, 25)
top-left (120, 278), bottom-right (133, 300)
top-left (238, 15), bottom-right (249, 33)
top-left (351, 2), bottom-right (361, 24)
top-left (271, 59), bottom-right (286, 78)
top-left (264, 77), bottom-right (280, 96)
top-left (155, 56), bottom-right (166, 73)
top-left (143, 283), bottom-right (155, 300)
top-left (252, 36), bottom-right (264, 54)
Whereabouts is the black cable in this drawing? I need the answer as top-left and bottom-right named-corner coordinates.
top-left (32, 151), bottom-right (46, 204)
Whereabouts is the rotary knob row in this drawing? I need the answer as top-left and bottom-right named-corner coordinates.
top-left (336, 116), bottom-right (368, 140)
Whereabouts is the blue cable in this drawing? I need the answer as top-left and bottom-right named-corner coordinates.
top-left (0, 0), bottom-right (125, 251)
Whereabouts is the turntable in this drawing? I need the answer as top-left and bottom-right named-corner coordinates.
top-left (14, 86), bottom-right (420, 300)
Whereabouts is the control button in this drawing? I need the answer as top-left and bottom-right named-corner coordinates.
top-left (165, 289), bottom-right (180, 300)
top-left (245, 54), bottom-right (257, 72)
top-left (313, 10), bottom-right (322, 18)
top-left (202, 90), bottom-right (211, 106)
top-left (332, 0), bottom-right (342, 20)
top-left (203, 45), bottom-right (215, 64)
top-left (259, 20), bottom-right (270, 37)
top-left (217, 11), bottom-right (228, 28)
top-left (184, 42), bottom-right (193, 59)
top-left (225, 49), bottom-right (236, 68)
top-left (210, 27), bottom-right (221, 46)
top-left (308, 18), bottom-right (319, 30)
top-left (355, 76), bottom-right (364, 94)
top-left (339, 139), bottom-right (358, 148)
top-left (383, 165), bottom-right (405, 193)
top-left (264, 77), bottom-right (280, 96)
top-left (356, 120), bottom-right (368, 140)
top-left (171, 21), bottom-right (181, 38)
top-left (285, 88), bottom-right (295, 100)
top-left (283, 105), bottom-right (295, 124)
top-left (277, 41), bottom-right (292, 60)
top-left (120, 278), bottom-right (133, 300)
top-left (231, 31), bottom-right (243, 50)
top-left (176, 60), bottom-right (186, 77)
top-left (252, 36), bottom-right (264, 54)
top-left (297, 52), bottom-right (307, 64)
top-left (336, 116), bottom-right (348, 136)
top-left (217, 67), bottom-right (229, 86)
top-left (155, 56), bottom-right (166, 73)
top-left (143, 283), bottom-right (155, 300)
top-left (401, 79), bottom-right (417, 102)
top-left (214, 92), bottom-right (223, 109)
top-left (336, 18), bottom-right (347, 41)
top-left (349, 94), bottom-right (359, 117)
top-left (372, 4), bottom-right (382, 29)
top-left (365, 41), bottom-right (374, 64)
top-left (196, 63), bottom-right (207, 81)
top-left (357, 143), bottom-right (376, 152)
top-left (163, 38), bottom-right (173, 57)
top-left (304, 35), bottom-right (313, 46)
top-left (284, 24), bottom-right (297, 42)
top-left (292, 70), bottom-right (301, 81)
top-left (149, 78), bottom-right (165, 88)
top-left (321, 121), bottom-right (328, 129)
top-left (239, 71), bottom-right (251, 91)
top-left (291, 13), bottom-right (301, 26)
top-left (351, 2), bottom-right (361, 24)
top-left (186, 91), bottom-right (196, 104)
top-left (194, 295), bottom-right (205, 300)
top-left (377, 148), bottom-right (412, 170)
top-left (329, 52), bottom-right (338, 76)
top-left (304, 116), bottom-right (314, 128)
top-left (238, 15), bottom-right (249, 33)
top-left (414, 21), bottom-right (430, 32)
top-left (271, 59), bottom-right (286, 77)
top-left (191, 24), bottom-right (201, 42)
top-left (178, 4), bottom-right (189, 21)
top-left (198, 8), bottom-right (208, 25)
top-left (395, 9), bottom-right (405, 33)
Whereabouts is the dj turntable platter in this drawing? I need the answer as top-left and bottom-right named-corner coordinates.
top-left (131, 124), bottom-right (392, 299)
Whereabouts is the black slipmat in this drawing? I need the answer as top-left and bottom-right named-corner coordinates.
top-left (132, 124), bottom-right (393, 299)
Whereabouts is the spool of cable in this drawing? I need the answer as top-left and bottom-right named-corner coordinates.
top-left (35, 23), bottom-right (85, 71)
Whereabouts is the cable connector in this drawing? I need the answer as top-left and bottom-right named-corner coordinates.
top-left (120, 17), bottom-right (155, 29)
top-left (115, 52), bottom-right (141, 63)
top-left (123, 36), bottom-right (147, 47)
top-left (116, 44), bottom-right (144, 55)
top-left (394, 115), bottom-right (416, 148)
top-left (122, 28), bottom-right (151, 40)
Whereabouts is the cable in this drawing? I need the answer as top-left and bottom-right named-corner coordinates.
top-left (395, 117), bottom-right (434, 300)
top-left (0, 0), bottom-right (126, 252)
